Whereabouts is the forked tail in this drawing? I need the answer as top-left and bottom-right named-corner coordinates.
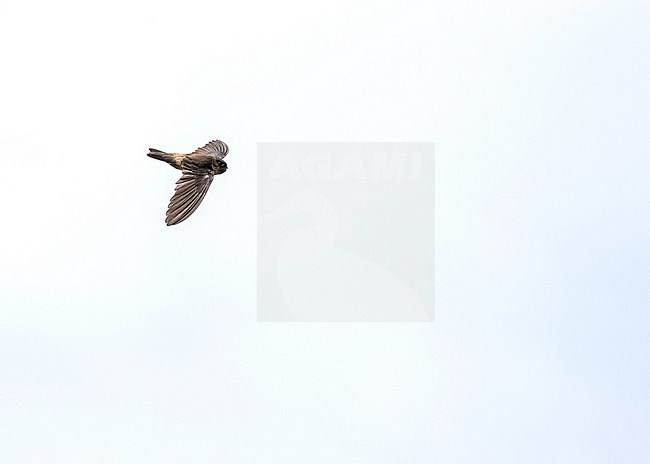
top-left (147, 148), bottom-right (169, 162)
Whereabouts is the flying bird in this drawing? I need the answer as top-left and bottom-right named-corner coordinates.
top-left (148, 139), bottom-right (229, 226)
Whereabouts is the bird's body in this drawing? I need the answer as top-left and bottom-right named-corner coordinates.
top-left (148, 139), bottom-right (229, 226)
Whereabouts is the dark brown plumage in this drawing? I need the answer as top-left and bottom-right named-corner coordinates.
top-left (148, 140), bottom-right (228, 226)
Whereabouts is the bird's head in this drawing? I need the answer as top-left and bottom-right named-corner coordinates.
top-left (213, 159), bottom-right (228, 175)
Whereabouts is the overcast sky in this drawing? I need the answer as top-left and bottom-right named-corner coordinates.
top-left (1, 0), bottom-right (649, 462)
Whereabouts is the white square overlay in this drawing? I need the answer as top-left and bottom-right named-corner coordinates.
top-left (258, 143), bottom-right (434, 321)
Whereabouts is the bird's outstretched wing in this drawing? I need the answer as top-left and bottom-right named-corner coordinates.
top-left (166, 170), bottom-right (214, 226)
top-left (189, 140), bottom-right (229, 160)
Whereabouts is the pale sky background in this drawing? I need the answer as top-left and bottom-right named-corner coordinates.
top-left (1, 0), bottom-right (649, 462)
